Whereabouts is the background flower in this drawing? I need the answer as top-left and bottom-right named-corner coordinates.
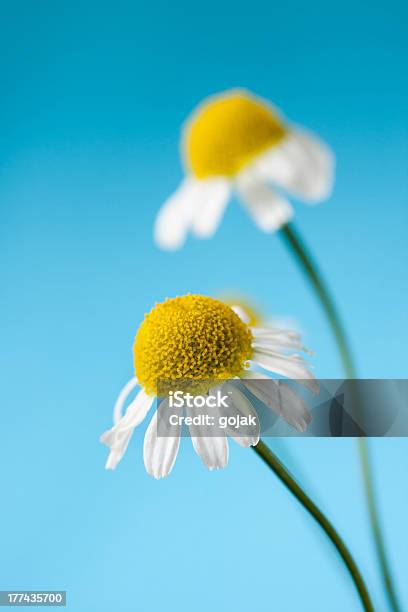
top-left (154, 89), bottom-right (334, 250)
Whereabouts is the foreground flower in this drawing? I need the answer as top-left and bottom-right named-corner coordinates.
top-left (100, 295), bottom-right (316, 478)
top-left (154, 89), bottom-right (334, 250)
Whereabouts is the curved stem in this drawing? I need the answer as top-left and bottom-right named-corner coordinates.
top-left (280, 221), bottom-right (401, 612)
top-left (359, 441), bottom-right (402, 612)
top-left (253, 440), bottom-right (374, 612)
top-left (281, 223), bottom-right (356, 378)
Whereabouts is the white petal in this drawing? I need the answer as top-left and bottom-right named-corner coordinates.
top-left (187, 403), bottom-right (229, 470)
top-left (277, 382), bottom-right (312, 432)
top-left (236, 173), bottom-right (293, 232)
top-left (190, 435), bottom-right (229, 470)
top-left (114, 389), bottom-right (154, 433)
top-left (112, 377), bottom-right (139, 425)
top-left (291, 129), bottom-right (335, 201)
top-left (223, 385), bottom-right (260, 447)
top-left (143, 405), bottom-right (181, 479)
top-left (253, 345), bottom-right (308, 363)
top-left (252, 350), bottom-right (319, 395)
top-left (253, 129), bottom-right (334, 203)
top-left (153, 178), bottom-right (199, 250)
top-left (100, 388), bottom-right (152, 446)
top-left (104, 434), bottom-right (132, 470)
top-left (190, 178), bottom-right (231, 238)
top-left (100, 388), bottom-right (154, 470)
top-left (252, 326), bottom-right (301, 340)
top-left (252, 328), bottom-right (312, 354)
top-left (243, 377), bottom-right (311, 432)
top-left (231, 305), bottom-right (251, 325)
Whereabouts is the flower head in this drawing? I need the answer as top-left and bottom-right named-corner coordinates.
top-left (154, 89), bottom-right (334, 250)
top-left (185, 92), bottom-right (287, 179)
top-left (100, 294), bottom-right (317, 478)
top-left (134, 295), bottom-right (252, 395)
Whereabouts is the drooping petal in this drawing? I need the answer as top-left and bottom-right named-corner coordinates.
top-left (154, 177), bottom-right (231, 249)
top-left (242, 373), bottom-right (311, 432)
top-left (253, 129), bottom-right (334, 203)
top-left (190, 434), bottom-right (229, 470)
top-left (252, 327), bottom-right (313, 354)
top-left (100, 387), bottom-right (154, 470)
top-left (277, 382), bottom-right (312, 432)
top-left (187, 403), bottom-right (229, 470)
top-left (104, 433), bottom-right (133, 470)
top-left (112, 377), bottom-right (139, 424)
top-left (223, 384), bottom-right (260, 447)
top-left (101, 388), bottom-right (153, 444)
top-left (231, 304), bottom-right (251, 325)
top-left (153, 178), bottom-right (200, 250)
top-left (143, 403), bottom-right (181, 479)
top-left (252, 326), bottom-right (301, 340)
top-left (252, 349), bottom-right (319, 395)
top-left (190, 178), bottom-right (231, 238)
top-left (290, 129), bottom-right (334, 202)
top-left (236, 172), bottom-right (293, 232)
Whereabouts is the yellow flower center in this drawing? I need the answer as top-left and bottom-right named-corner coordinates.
top-left (134, 295), bottom-right (253, 396)
top-left (184, 89), bottom-right (287, 179)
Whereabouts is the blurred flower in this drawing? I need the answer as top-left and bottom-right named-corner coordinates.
top-left (100, 295), bottom-right (316, 478)
top-left (154, 89), bottom-right (334, 250)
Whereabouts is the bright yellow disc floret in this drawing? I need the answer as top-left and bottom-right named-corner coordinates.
top-left (184, 89), bottom-right (287, 179)
top-left (134, 295), bottom-right (253, 396)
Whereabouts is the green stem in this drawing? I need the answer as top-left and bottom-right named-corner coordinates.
top-left (253, 440), bottom-right (374, 612)
top-left (359, 441), bottom-right (402, 612)
top-left (280, 221), bottom-right (401, 612)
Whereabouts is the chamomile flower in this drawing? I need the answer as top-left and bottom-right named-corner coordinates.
top-left (154, 89), bottom-right (334, 250)
top-left (100, 295), bottom-right (316, 478)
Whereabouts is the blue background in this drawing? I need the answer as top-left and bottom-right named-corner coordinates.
top-left (1, 0), bottom-right (407, 610)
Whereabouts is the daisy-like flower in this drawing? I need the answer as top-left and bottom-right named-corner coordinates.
top-left (154, 89), bottom-right (334, 250)
top-left (100, 295), bottom-right (316, 479)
